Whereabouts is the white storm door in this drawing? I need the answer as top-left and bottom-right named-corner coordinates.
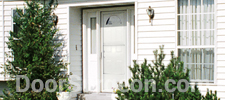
top-left (101, 11), bottom-right (127, 91)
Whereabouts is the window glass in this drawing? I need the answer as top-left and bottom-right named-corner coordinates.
top-left (91, 18), bottom-right (96, 54)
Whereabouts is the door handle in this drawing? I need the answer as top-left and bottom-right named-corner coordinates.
top-left (101, 52), bottom-right (102, 59)
top-left (101, 52), bottom-right (104, 59)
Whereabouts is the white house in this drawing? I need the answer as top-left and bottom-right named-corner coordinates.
top-left (0, 0), bottom-right (225, 99)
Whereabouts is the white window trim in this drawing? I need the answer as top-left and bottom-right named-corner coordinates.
top-left (175, 0), bottom-right (217, 84)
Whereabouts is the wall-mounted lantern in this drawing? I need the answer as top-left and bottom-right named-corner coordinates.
top-left (146, 6), bottom-right (155, 26)
top-left (52, 13), bottom-right (58, 28)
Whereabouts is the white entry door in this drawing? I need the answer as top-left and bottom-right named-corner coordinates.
top-left (101, 11), bottom-right (127, 91)
top-left (83, 7), bottom-right (134, 93)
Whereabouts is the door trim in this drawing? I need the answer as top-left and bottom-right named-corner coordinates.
top-left (83, 6), bottom-right (134, 93)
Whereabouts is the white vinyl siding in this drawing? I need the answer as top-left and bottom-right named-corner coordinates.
top-left (68, 7), bottom-right (82, 98)
top-left (0, 2), bottom-right (4, 80)
top-left (216, 0), bottom-right (225, 99)
top-left (136, 0), bottom-right (176, 65)
top-left (1, 1), bottom-right (25, 81)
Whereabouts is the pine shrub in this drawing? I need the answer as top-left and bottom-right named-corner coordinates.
top-left (1, 0), bottom-right (68, 100)
top-left (116, 46), bottom-right (219, 100)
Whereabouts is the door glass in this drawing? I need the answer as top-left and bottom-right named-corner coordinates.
top-left (102, 11), bottom-right (127, 91)
top-left (91, 18), bottom-right (96, 54)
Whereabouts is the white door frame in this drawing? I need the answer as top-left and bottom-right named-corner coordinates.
top-left (83, 6), bottom-right (134, 93)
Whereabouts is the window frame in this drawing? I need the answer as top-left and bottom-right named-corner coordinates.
top-left (175, 0), bottom-right (217, 83)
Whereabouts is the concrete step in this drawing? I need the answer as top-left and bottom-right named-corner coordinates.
top-left (77, 93), bottom-right (117, 100)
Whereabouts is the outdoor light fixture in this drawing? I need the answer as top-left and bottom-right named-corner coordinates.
top-left (52, 13), bottom-right (58, 28)
top-left (146, 6), bottom-right (155, 26)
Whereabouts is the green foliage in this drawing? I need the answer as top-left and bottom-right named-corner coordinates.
top-left (1, 0), bottom-right (68, 100)
top-left (116, 45), bottom-right (219, 100)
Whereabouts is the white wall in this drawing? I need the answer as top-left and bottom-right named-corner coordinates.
top-left (136, 0), bottom-right (176, 65)
top-left (0, 1), bottom-right (25, 81)
top-left (215, 0), bottom-right (225, 99)
top-left (0, 2), bottom-right (4, 81)
top-left (68, 7), bottom-right (82, 99)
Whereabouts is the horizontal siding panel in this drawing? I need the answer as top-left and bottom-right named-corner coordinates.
top-left (70, 66), bottom-right (82, 72)
top-left (55, 8), bottom-right (67, 14)
top-left (217, 4), bottom-right (225, 10)
top-left (217, 42), bottom-right (225, 48)
top-left (138, 25), bottom-right (175, 31)
top-left (217, 23), bottom-right (225, 29)
top-left (217, 67), bottom-right (225, 73)
top-left (70, 31), bottom-right (82, 36)
top-left (138, 37), bottom-right (175, 43)
top-left (4, 20), bottom-right (12, 26)
top-left (217, 73), bottom-right (225, 79)
top-left (70, 62), bottom-right (82, 66)
top-left (218, 0), bottom-right (225, 3)
top-left (70, 50), bottom-right (82, 56)
top-left (217, 80), bottom-right (225, 85)
top-left (217, 10), bottom-right (225, 16)
top-left (217, 36), bottom-right (225, 41)
top-left (58, 19), bottom-right (67, 25)
top-left (137, 7), bottom-right (175, 14)
top-left (4, 1), bottom-right (25, 5)
top-left (137, 1), bottom-right (175, 8)
top-left (54, 51), bottom-right (68, 56)
top-left (138, 54), bottom-right (172, 61)
top-left (217, 55), bottom-right (225, 60)
top-left (4, 10), bottom-right (12, 16)
top-left (138, 13), bottom-right (175, 20)
top-left (138, 31), bottom-right (175, 37)
top-left (138, 49), bottom-right (175, 55)
top-left (4, 5), bottom-right (24, 11)
top-left (58, 30), bottom-right (69, 35)
top-left (4, 27), bottom-right (12, 32)
top-left (138, 43), bottom-right (175, 49)
top-left (217, 30), bottom-right (225, 35)
top-left (217, 61), bottom-right (225, 67)
top-left (71, 56), bottom-right (82, 61)
top-left (198, 86), bottom-right (223, 92)
top-left (136, 60), bottom-right (171, 65)
top-left (4, 16), bottom-right (12, 21)
top-left (138, 19), bottom-right (175, 26)
top-left (58, 25), bottom-right (68, 30)
top-left (70, 51), bottom-right (82, 56)
top-left (71, 70), bottom-right (82, 76)
top-left (57, 14), bottom-right (68, 19)
top-left (217, 48), bottom-right (225, 54)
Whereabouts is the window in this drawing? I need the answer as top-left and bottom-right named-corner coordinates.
top-left (177, 0), bottom-right (214, 81)
top-left (13, 9), bottom-right (21, 34)
top-left (12, 9), bottom-right (27, 34)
